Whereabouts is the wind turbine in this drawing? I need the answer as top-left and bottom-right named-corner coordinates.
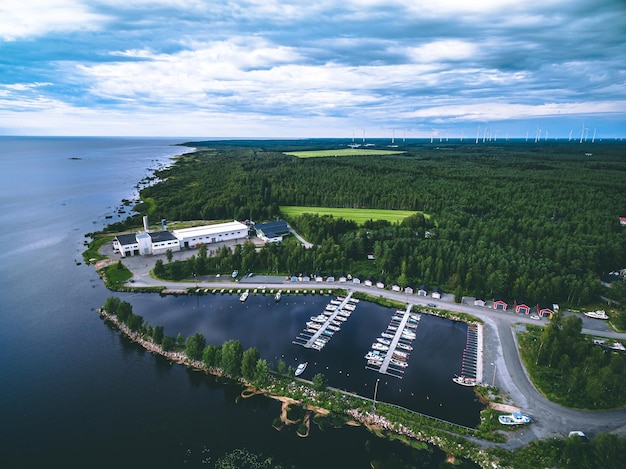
top-left (545, 130), bottom-right (548, 141)
top-left (579, 124), bottom-right (584, 143)
top-left (568, 130), bottom-right (572, 141)
top-left (592, 128), bottom-right (596, 143)
top-left (476, 126), bottom-right (481, 144)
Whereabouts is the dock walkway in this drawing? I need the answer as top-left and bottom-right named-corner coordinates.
top-left (379, 304), bottom-right (412, 374)
top-left (302, 292), bottom-right (354, 348)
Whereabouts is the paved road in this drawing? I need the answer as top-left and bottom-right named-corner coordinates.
top-left (104, 242), bottom-right (626, 444)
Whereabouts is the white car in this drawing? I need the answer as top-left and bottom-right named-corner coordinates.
top-left (530, 314), bottom-right (541, 320)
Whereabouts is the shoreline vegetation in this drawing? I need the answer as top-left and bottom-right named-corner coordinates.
top-left (96, 304), bottom-right (500, 467)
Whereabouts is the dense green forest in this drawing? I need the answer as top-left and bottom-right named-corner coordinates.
top-left (518, 314), bottom-right (626, 409)
top-left (129, 139), bottom-right (626, 305)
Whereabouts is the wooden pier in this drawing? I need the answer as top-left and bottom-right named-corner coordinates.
top-left (292, 292), bottom-right (356, 350)
top-left (378, 304), bottom-right (413, 375)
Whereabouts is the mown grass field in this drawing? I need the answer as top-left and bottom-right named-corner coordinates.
top-left (280, 206), bottom-right (422, 224)
top-left (283, 148), bottom-right (406, 158)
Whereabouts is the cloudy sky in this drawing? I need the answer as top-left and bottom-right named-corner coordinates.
top-left (1, 0), bottom-right (625, 138)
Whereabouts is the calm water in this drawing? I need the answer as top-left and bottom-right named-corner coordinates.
top-left (0, 137), bottom-right (480, 468)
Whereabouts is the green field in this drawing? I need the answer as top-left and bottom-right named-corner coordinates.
top-left (284, 148), bottom-right (406, 158)
top-left (280, 206), bottom-right (421, 224)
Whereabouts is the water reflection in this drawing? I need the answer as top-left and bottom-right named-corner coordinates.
top-left (126, 291), bottom-right (484, 427)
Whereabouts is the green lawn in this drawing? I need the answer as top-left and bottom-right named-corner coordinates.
top-left (284, 148), bottom-right (406, 158)
top-left (279, 206), bottom-right (422, 224)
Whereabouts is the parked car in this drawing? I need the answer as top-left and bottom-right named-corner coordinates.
top-left (427, 303), bottom-right (437, 307)
top-left (530, 314), bottom-right (541, 320)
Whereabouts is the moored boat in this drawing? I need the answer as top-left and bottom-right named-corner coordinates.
top-left (275, 291), bottom-right (281, 302)
top-left (376, 337), bottom-right (391, 345)
top-left (240, 290), bottom-right (249, 302)
top-left (390, 358), bottom-right (408, 368)
top-left (365, 350), bottom-right (385, 360)
top-left (453, 375), bottom-right (477, 387)
top-left (372, 342), bottom-right (389, 351)
top-left (295, 362), bottom-right (308, 376)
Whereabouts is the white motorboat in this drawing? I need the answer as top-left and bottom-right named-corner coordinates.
top-left (295, 362), bottom-right (308, 376)
top-left (390, 358), bottom-right (408, 368)
top-left (239, 290), bottom-right (249, 302)
top-left (396, 343), bottom-right (413, 351)
top-left (498, 413), bottom-right (531, 425)
top-left (364, 350), bottom-right (385, 360)
top-left (584, 310), bottom-right (609, 320)
top-left (372, 342), bottom-right (389, 351)
top-left (453, 375), bottom-right (477, 387)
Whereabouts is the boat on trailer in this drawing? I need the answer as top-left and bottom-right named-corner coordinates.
top-left (498, 413), bottom-right (531, 425)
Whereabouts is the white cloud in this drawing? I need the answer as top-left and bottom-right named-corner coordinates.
top-left (405, 40), bottom-right (478, 63)
top-left (409, 101), bottom-right (626, 122)
top-left (0, 1), bottom-right (110, 41)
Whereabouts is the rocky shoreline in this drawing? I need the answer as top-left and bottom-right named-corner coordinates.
top-left (98, 307), bottom-right (499, 467)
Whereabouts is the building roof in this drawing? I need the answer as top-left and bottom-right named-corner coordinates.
top-left (254, 220), bottom-right (289, 239)
top-left (173, 221), bottom-right (247, 239)
top-left (116, 233), bottom-right (138, 246)
top-left (148, 231), bottom-right (178, 242)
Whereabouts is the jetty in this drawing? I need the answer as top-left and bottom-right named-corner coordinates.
top-left (364, 304), bottom-right (420, 379)
top-left (292, 292), bottom-right (356, 350)
top-left (457, 323), bottom-right (481, 383)
top-left (378, 304), bottom-right (413, 375)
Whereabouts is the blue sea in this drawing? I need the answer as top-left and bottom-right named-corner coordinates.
top-left (0, 137), bottom-right (480, 468)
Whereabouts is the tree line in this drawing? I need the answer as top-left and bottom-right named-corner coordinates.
top-left (129, 141), bottom-right (626, 305)
top-left (519, 311), bottom-right (626, 409)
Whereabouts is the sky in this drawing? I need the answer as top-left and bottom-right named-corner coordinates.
top-left (1, 0), bottom-right (625, 138)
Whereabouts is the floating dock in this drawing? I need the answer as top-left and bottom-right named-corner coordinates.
top-left (459, 324), bottom-right (480, 381)
top-left (365, 304), bottom-right (420, 379)
top-left (292, 292), bottom-right (357, 350)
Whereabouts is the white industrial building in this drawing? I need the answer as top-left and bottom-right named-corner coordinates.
top-left (113, 220), bottom-right (248, 257)
top-left (173, 221), bottom-right (248, 249)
